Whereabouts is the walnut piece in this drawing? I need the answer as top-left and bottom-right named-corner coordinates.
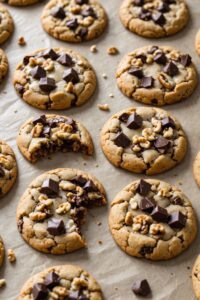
top-left (7, 248), bottom-right (16, 263)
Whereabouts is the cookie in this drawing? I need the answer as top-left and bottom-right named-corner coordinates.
top-left (119, 0), bottom-right (189, 38)
top-left (17, 114), bottom-right (94, 163)
top-left (0, 140), bottom-right (17, 197)
top-left (0, 48), bottom-right (8, 82)
top-left (4, 0), bottom-right (39, 6)
top-left (193, 151), bottom-right (200, 187)
top-left (101, 107), bottom-right (187, 175)
top-left (195, 29), bottom-right (200, 56)
top-left (109, 179), bottom-right (197, 261)
top-left (116, 45), bottom-right (197, 106)
top-left (18, 264), bottom-right (103, 300)
top-left (41, 0), bottom-right (107, 43)
top-left (192, 255), bottom-right (200, 299)
top-left (0, 236), bottom-right (4, 266)
top-left (0, 4), bottom-right (14, 44)
top-left (13, 47), bottom-right (96, 110)
top-left (16, 168), bottom-right (106, 254)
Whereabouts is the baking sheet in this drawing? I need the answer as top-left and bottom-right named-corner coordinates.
top-left (0, 0), bottom-right (200, 299)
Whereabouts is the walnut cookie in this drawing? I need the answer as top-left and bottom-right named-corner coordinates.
top-left (16, 168), bottom-right (106, 254)
top-left (101, 107), bottom-right (187, 175)
top-left (192, 255), bottom-right (200, 300)
top-left (0, 140), bottom-right (17, 197)
top-left (0, 48), bottom-right (8, 82)
top-left (13, 47), bottom-right (96, 110)
top-left (116, 45), bottom-right (197, 106)
top-left (109, 179), bottom-right (197, 261)
top-left (119, 0), bottom-right (189, 38)
top-left (18, 265), bottom-right (103, 300)
top-left (41, 0), bottom-right (107, 43)
top-left (0, 4), bottom-right (14, 44)
top-left (17, 114), bottom-right (94, 163)
top-left (0, 236), bottom-right (4, 266)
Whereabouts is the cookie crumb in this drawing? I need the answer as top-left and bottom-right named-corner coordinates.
top-left (187, 266), bottom-right (190, 270)
top-left (102, 73), bottom-right (107, 79)
top-left (7, 248), bottom-right (16, 263)
top-left (98, 240), bottom-right (102, 245)
top-left (90, 45), bottom-right (97, 53)
top-left (98, 103), bottom-right (109, 111)
top-left (83, 162), bottom-right (87, 166)
top-left (178, 181), bottom-right (183, 186)
top-left (0, 279), bottom-right (6, 288)
top-left (109, 93), bottom-right (114, 98)
top-left (107, 46), bottom-right (119, 55)
top-left (18, 36), bottom-right (26, 46)
top-left (95, 163), bottom-right (99, 168)
top-left (97, 222), bottom-right (102, 226)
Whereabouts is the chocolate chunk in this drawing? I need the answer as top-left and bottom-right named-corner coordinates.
top-left (151, 206), bottom-right (168, 222)
top-left (140, 76), bottom-right (154, 88)
top-left (30, 66), bottom-right (46, 80)
top-left (41, 125), bottom-right (51, 137)
top-left (77, 27), bottom-right (88, 38)
top-left (0, 166), bottom-right (5, 177)
top-left (128, 67), bottom-right (143, 78)
top-left (47, 218), bottom-right (66, 236)
top-left (180, 54), bottom-right (192, 67)
top-left (134, 0), bottom-right (144, 6)
top-left (23, 55), bottom-right (32, 65)
top-left (82, 7), bottom-right (97, 18)
top-left (15, 83), bottom-right (24, 95)
top-left (39, 77), bottom-right (56, 93)
top-left (119, 113), bottom-right (129, 123)
top-left (18, 220), bottom-right (23, 233)
top-left (71, 175), bottom-right (87, 186)
top-left (32, 283), bottom-right (48, 300)
top-left (132, 279), bottom-right (151, 297)
top-left (113, 132), bottom-right (131, 148)
top-left (63, 68), bottom-right (79, 84)
top-left (57, 53), bottom-right (73, 66)
top-left (135, 54), bottom-right (147, 63)
top-left (42, 49), bottom-right (59, 60)
top-left (139, 246), bottom-right (154, 256)
top-left (66, 18), bottom-right (78, 30)
top-left (161, 117), bottom-right (175, 128)
top-left (126, 113), bottom-right (143, 129)
top-left (168, 211), bottom-right (186, 229)
top-left (33, 115), bottom-right (46, 125)
top-left (154, 52), bottom-right (167, 65)
top-left (158, 2), bottom-right (170, 12)
top-left (76, 0), bottom-right (88, 4)
top-left (140, 197), bottom-right (156, 213)
top-left (51, 6), bottom-right (66, 19)
top-left (83, 180), bottom-right (98, 192)
top-left (40, 179), bottom-right (59, 197)
top-left (152, 12), bottom-right (166, 25)
top-left (147, 46), bottom-right (159, 54)
top-left (44, 272), bottom-right (60, 289)
top-left (137, 179), bottom-right (151, 196)
top-left (154, 137), bottom-right (170, 153)
top-left (163, 61), bottom-right (179, 76)
top-left (139, 9), bottom-right (152, 21)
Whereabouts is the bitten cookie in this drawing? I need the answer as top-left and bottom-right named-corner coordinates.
top-left (119, 0), bottom-right (189, 38)
top-left (109, 179), bottom-right (197, 261)
top-left (0, 4), bottom-right (14, 44)
top-left (13, 47), bottom-right (96, 110)
top-left (192, 255), bottom-right (200, 300)
top-left (0, 48), bottom-right (8, 82)
top-left (16, 168), bottom-right (106, 254)
top-left (4, 0), bottom-right (40, 6)
top-left (17, 114), bottom-right (94, 163)
top-left (0, 236), bottom-right (4, 266)
top-left (18, 264), bottom-right (103, 300)
top-left (116, 45), bottom-right (197, 106)
top-left (101, 107), bottom-right (187, 175)
top-left (41, 0), bottom-right (107, 43)
top-left (0, 140), bottom-right (17, 197)
top-left (195, 29), bottom-right (200, 56)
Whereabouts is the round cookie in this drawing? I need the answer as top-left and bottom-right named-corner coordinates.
top-left (0, 140), bottom-right (17, 197)
top-left (0, 236), bottom-right (4, 266)
top-left (116, 45), bottom-right (197, 106)
top-left (4, 0), bottom-right (39, 6)
top-left (17, 114), bottom-right (94, 163)
top-left (13, 47), bottom-right (96, 110)
top-left (0, 48), bottom-right (8, 82)
top-left (193, 151), bottom-right (200, 187)
top-left (18, 264), bottom-right (103, 300)
top-left (109, 179), bottom-right (197, 261)
top-left (0, 4), bottom-right (14, 44)
top-left (16, 168), bottom-right (106, 254)
top-left (101, 107), bottom-right (187, 175)
top-left (41, 0), bottom-right (107, 43)
top-left (195, 29), bottom-right (200, 56)
top-left (192, 255), bottom-right (200, 299)
top-left (119, 0), bottom-right (189, 38)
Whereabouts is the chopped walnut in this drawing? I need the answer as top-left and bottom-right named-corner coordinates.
top-left (163, 127), bottom-right (173, 138)
top-left (125, 211), bottom-right (133, 225)
top-left (18, 36), bottom-right (26, 46)
top-left (0, 156), bottom-right (11, 169)
top-left (133, 215), bottom-right (152, 234)
top-left (56, 202), bottom-right (71, 214)
top-left (132, 145), bottom-right (141, 152)
top-left (59, 181), bottom-right (76, 191)
top-left (29, 212), bottom-right (46, 221)
top-left (129, 198), bottom-right (138, 210)
top-left (36, 199), bottom-right (53, 212)
top-left (140, 140), bottom-right (151, 149)
top-left (132, 135), bottom-right (146, 144)
top-left (70, 5), bottom-right (81, 14)
top-left (59, 123), bottom-right (73, 133)
top-left (90, 45), bottom-right (97, 53)
top-left (152, 118), bottom-right (162, 133)
top-left (43, 58), bottom-right (54, 71)
top-left (107, 46), bottom-right (119, 55)
top-left (52, 286), bottom-right (68, 297)
top-left (149, 224), bottom-right (165, 235)
top-left (32, 123), bottom-right (43, 138)
top-left (0, 279), bottom-right (6, 288)
top-left (7, 249), bottom-right (16, 263)
top-left (158, 187), bottom-right (171, 198)
top-left (81, 16), bottom-right (94, 26)
top-left (158, 73), bottom-right (174, 90)
top-left (97, 103), bottom-right (110, 111)
top-left (72, 277), bottom-right (88, 289)
top-left (142, 128), bottom-right (156, 141)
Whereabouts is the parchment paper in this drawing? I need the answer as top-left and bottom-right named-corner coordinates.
top-left (0, 0), bottom-right (200, 299)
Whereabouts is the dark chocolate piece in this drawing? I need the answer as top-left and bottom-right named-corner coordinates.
top-left (168, 211), bottom-right (186, 229)
top-left (113, 132), bottom-right (131, 148)
top-left (132, 279), bottom-right (151, 297)
top-left (140, 197), bottom-right (156, 213)
top-left (137, 179), bottom-right (151, 196)
top-left (47, 218), bottom-right (66, 236)
top-left (40, 179), bottom-right (59, 197)
top-left (126, 113), bottom-right (143, 129)
top-left (39, 77), bottom-right (56, 93)
top-left (151, 206), bottom-right (168, 222)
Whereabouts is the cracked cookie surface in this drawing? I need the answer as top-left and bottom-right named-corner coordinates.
top-left (119, 0), bottom-right (189, 38)
top-left (0, 236), bottom-right (4, 266)
top-left (18, 264), bottom-right (103, 300)
top-left (192, 255), bottom-right (200, 300)
top-left (0, 140), bottom-right (17, 197)
top-left (16, 168), bottom-right (106, 254)
top-left (0, 48), bottom-right (8, 82)
top-left (17, 114), bottom-right (94, 163)
top-left (109, 179), bottom-right (197, 261)
top-left (116, 45), bottom-right (197, 106)
top-left (101, 107), bottom-right (187, 175)
top-left (13, 47), bottom-right (96, 110)
top-left (41, 0), bottom-right (107, 43)
top-left (0, 4), bottom-right (14, 44)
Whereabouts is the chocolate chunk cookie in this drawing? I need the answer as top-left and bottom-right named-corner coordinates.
top-left (101, 107), bottom-right (187, 175)
top-left (17, 114), bottom-right (94, 163)
top-left (16, 168), bottom-right (106, 254)
top-left (192, 255), bottom-right (200, 300)
top-left (0, 236), bottom-right (4, 266)
top-left (41, 0), bottom-right (107, 43)
top-left (18, 264), bottom-right (103, 300)
top-left (119, 0), bottom-right (189, 38)
top-left (0, 4), bottom-right (14, 44)
top-left (116, 45), bottom-right (197, 106)
top-left (0, 48), bottom-right (8, 82)
top-left (0, 140), bottom-right (17, 197)
top-left (109, 179), bottom-right (197, 260)
top-left (13, 47), bottom-right (96, 110)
